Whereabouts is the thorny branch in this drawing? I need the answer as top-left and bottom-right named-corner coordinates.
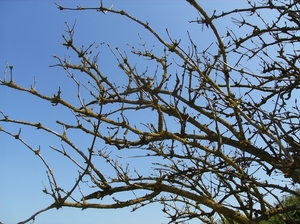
top-left (1, 0), bottom-right (300, 223)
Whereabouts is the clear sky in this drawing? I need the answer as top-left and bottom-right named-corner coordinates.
top-left (0, 1), bottom-right (261, 224)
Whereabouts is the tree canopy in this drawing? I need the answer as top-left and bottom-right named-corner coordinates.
top-left (1, 0), bottom-right (300, 223)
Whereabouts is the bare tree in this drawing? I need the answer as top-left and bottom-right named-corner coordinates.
top-left (1, 0), bottom-right (300, 223)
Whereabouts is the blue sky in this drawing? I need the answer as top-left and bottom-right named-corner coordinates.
top-left (0, 1), bottom-right (267, 224)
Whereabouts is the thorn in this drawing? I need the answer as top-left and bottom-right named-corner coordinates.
top-left (14, 128), bottom-right (21, 139)
top-left (103, 4), bottom-right (113, 14)
top-left (34, 146), bottom-right (41, 155)
top-left (9, 65), bottom-right (13, 82)
top-left (31, 77), bottom-right (37, 91)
